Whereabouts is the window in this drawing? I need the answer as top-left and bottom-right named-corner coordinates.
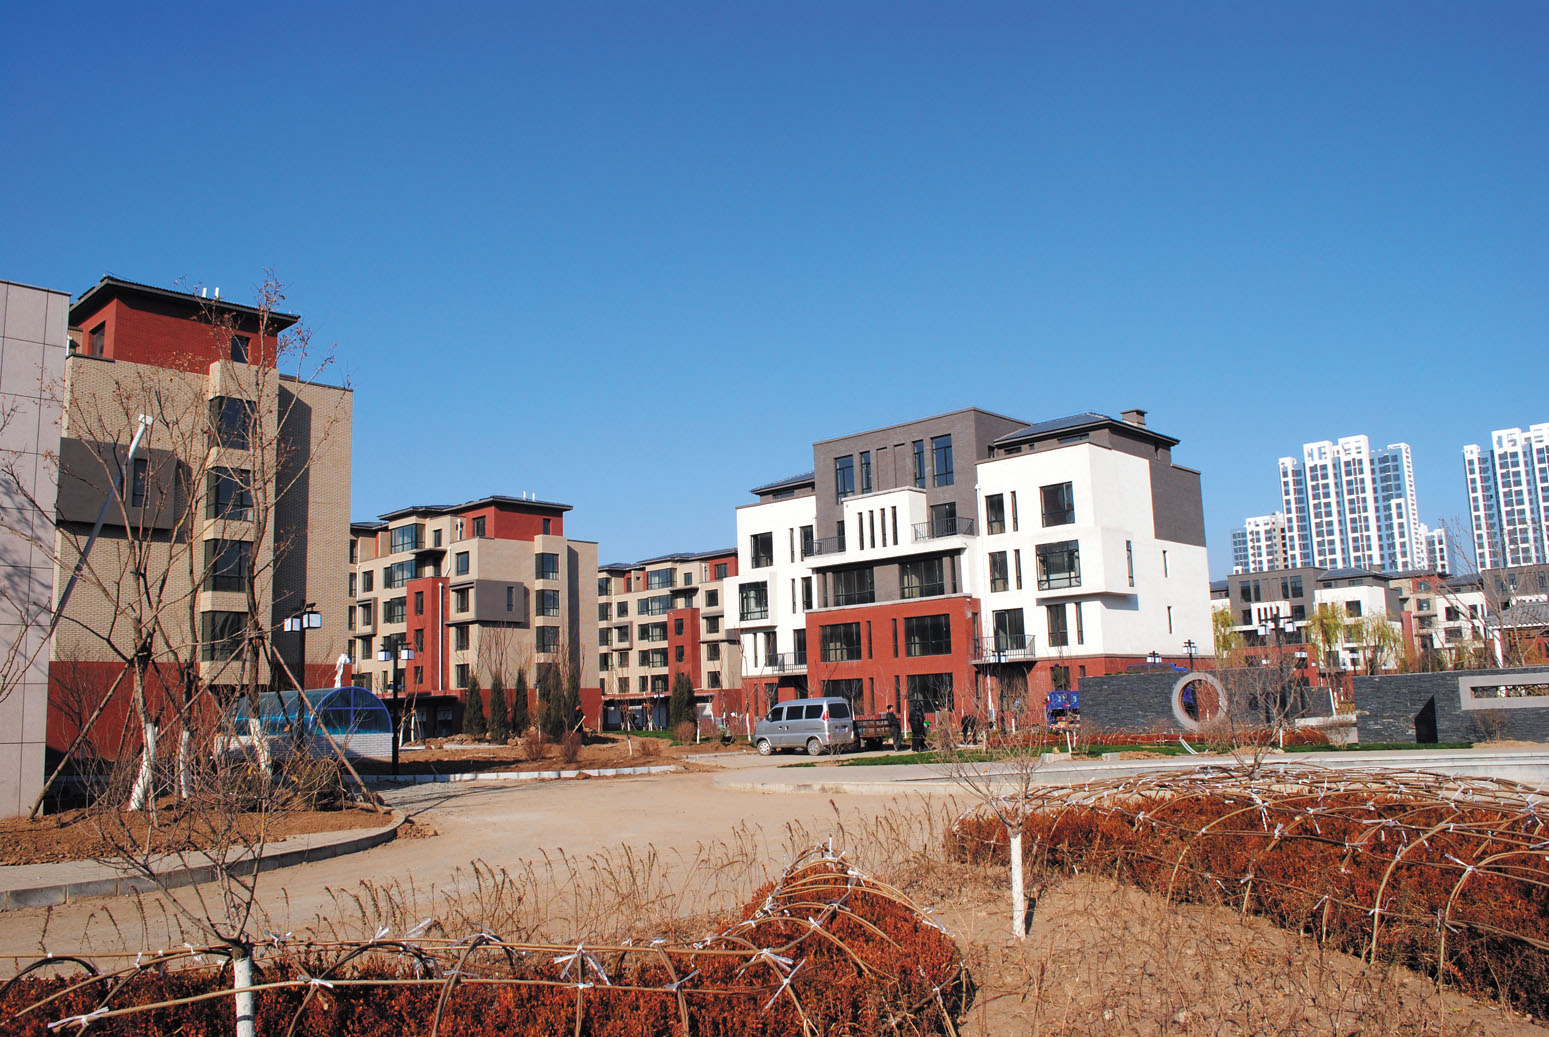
top-left (536, 553), bottom-right (560, 580)
top-left (389, 524), bottom-right (423, 554)
top-left (1291, 604), bottom-right (1307, 621)
top-left (87, 322), bottom-right (105, 356)
top-left (820, 622), bottom-right (863, 662)
top-left (1037, 541), bottom-right (1081, 590)
top-left (209, 397), bottom-right (252, 449)
top-left (129, 458), bottom-right (148, 508)
top-left (1126, 541), bottom-right (1134, 587)
top-left (907, 673), bottom-right (954, 712)
top-left (1047, 604), bottom-right (1069, 647)
top-left (362, 570), bottom-right (374, 592)
top-left (912, 440), bottom-right (927, 488)
top-left (1010, 491), bottom-right (1019, 531)
top-left (201, 610), bottom-right (247, 660)
top-left (454, 663), bottom-right (469, 688)
top-left (538, 589), bottom-right (560, 617)
top-left (347, 605), bottom-right (356, 631)
top-left (350, 540), bottom-right (358, 564)
top-left (1041, 482), bottom-right (1075, 526)
top-left (823, 678), bottom-right (864, 705)
top-left (904, 614), bottom-right (952, 656)
top-left (673, 618), bottom-right (684, 636)
top-left (384, 597), bottom-right (406, 624)
top-left (832, 566), bottom-right (875, 606)
top-left (714, 562), bottom-right (728, 580)
top-left (750, 532), bottom-right (773, 568)
top-left (453, 625), bottom-right (469, 651)
top-left (413, 628), bottom-right (424, 653)
top-left (708, 672), bottom-right (722, 689)
top-left (207, 468), bottom-right (252, 520)
top-left (706, 589), bottom-right (719, 607)
top-left (989, 552), bottom-right (1009, 593)
top-left (599, 653), bottom-right (611, 671)
top-left (706, 616), bottom-right (720, 634)
top-left (739, 583), bottom-right (769, 621)
top-left (639, 648), bottom-right (668, 668)
top-left (860, 451), bottom-right (873, 493)
top-left (835, 455), bottom-right (855, 501)
top-left (1075, 602), bottom-right (1085, 643)
top-left (229, 335), bottom-right (249, 363)
top-left (358, 602), bottom-right (373, 626)
top-left (453, 588), bottom-right (469, 613)
top-left (599, 602), bottom-right (611, 621)
top-left (1346, 600), bottom-right (1363, 618)
top-left (542, 517), bottom-right (552, 535)
top-left (204, 539), bottom-right (250, 592)
top-left (928, 502), bottom-right (957, 538)
top-left (992, 608), bottom-right (1025, 650)
top-left (650, 674), bottom-right (669, 694)
top-left (349, 572), bottom-right (357, 597)
top-left (675, 645), bottom-right (685, 663)
top-left (455, 551), bottom-right (470, 575)
top-left (617, 601), bottom-right (628, 617)
top-left (985, 494), bottom-right (1006, 535)
top-left (433, 529), bottom-right (443, 547)
top-left (1051, 665), bottom-right (1071, 691)
top-left (1014, 549), bottom-right (1023, 589)
top-left (639, 594), bottom-right (670, 616)
top-left (901, 557), bottom-right (946, 598)
top-left (794, 629), bottom-right (807, 664)
top-left (800, 577), bottom-right (814, 610)
top-left (931, 435), bottom-right (954, 486)
top-left (639, 622), bottom-right (668, 642)
top-left (414, 591), bottom-right (424, 616)
top-left (537, 627), bottom-right (560, 653)
top-left (469, 515), bottom-right (485, 538)
top-left (385, 560), bottom-right (414, 589)
top-left (598, 576), bottom-right (612, 596)
top-left (647, 568), bottom-right (674, 589)
top-left (1289, 576), bottom-right (1304, 597)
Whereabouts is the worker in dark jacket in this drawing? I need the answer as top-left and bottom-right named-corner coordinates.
top-left (886, 704), bottom-right (902, 751)
top-left (908, 701), bottom-right (927, 752)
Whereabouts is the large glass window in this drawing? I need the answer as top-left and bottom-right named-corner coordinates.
top-left (384, 560), bottom-right (415, 589)
top-left (823, 678), bottom-right (864, 705)
top-left (638, 622), bottom-right (668, 642)
top-left (638, 648), bottom-right (668, 668)
top-left (1036, 541), bottom-right (1081, 590)
top-left (904, 614), bottom-right (952, 657)
top-left (929, 502), bottom-right (957, 537)
top-left (993, 608), bottom-right (1026, 650)
top-left (639, 594), bottom-right (671, 616)
top-left (383, 597), bottom-right (407, 624)
top-left (1041, 482), bottom-right (1075, 526)
top-left (985, 494), bottom-right (1006, 535)
top-left (647, 568), bottom-right (674, 589)
top-left (989, 552), bottom-right (1009, 593)
top-left (203, 539), bottom-right (250, 592)
top-left (536, 553), bottom-right (560, 580)
top-left (201, 610), bottom-right (247, 660)
top-left (389, 524), bottom-right (423, 554)
top-left (832, 566), bottom-right (875, 606)
top-left (538, 589), bottom-right (560, 617)
top-left (907, 673), bottom-right (954, 712)
top-left (901, 557), bottom-right (946, 599)
top-left (750, 532), bottom-right (773, 568)
top-left (536, 627), bottom-right (560, 653)
top-left (209, 397), bottom-right (252, 449)
top-left (931, 435), bottom-right (954, 487)
top-left (1046, 603), bottom-right (1069, 647)
top-left (820, 622), bottom-right (863, 662)
top-left (714, 562), bottom-right (728, 580)
top-left (207, 468), bottom-right (252, 520)
top-left (835, 455), bottom-right (855, 501)
top-left (455, 551), bottom-right (470, 575)
top-left (739, 583), bottom-right (769, 621)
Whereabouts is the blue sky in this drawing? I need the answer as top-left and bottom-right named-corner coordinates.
top-left (4, 2), bottom-right (1544, 575)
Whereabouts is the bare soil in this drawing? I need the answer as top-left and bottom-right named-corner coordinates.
top-left (350, 732), bottom-right (737, 775)
top-left (0, 801), bottom-right (389, 866)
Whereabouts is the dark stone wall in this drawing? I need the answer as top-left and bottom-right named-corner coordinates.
top-left (1352, 668), bottom-right (1549, 744)
top-left (1076, 672), bottom-right (1184, 733)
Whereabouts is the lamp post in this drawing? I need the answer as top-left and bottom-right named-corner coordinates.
top-left (378, 639), bottom-right (415, 777)
top-left (1256, 614), bottom-right (1296, 719)
top-left (1146, 649), bottom-right (1161, 668)
top-left (282, 603), bottom-right (322, 691)
top-left (1183, 639), bottom-right (1198, 671)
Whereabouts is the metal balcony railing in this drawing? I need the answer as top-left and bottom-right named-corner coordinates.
top-left (803, 536), bottom-right (845, 558)
top-left (972, 634), bottom-right (1037, 662)
top-left (743, 652), bottom-right (807, 675)
top-left (912, 516), bottom-right (976, 542)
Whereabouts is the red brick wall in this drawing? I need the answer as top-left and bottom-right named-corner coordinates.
top-left (404, 577), bottom-right (449, 693)
top-left (667, 607), bottom-right (702, 690)
top-left (76, 297), bottom-right (282, 374)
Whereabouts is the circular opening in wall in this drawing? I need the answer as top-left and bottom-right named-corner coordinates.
top-left (1171, 672), bottom-right (1224, 732)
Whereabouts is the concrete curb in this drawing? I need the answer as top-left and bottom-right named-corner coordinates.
top-left (363, 764), bottom-right (677, 786)
top-left (0, 811), bottom-right (405, 912)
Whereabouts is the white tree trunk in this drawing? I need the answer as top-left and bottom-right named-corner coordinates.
top-left (128, 720), bottom-right (158, 811)
top-left (233, 951), bottom-right (256, 1037)
top-left (177, 727), bottom-right (194, 798)
top-left (1009, 829), bottom-right (1027, 940)
top-left (248, 716), bottom-right (272, 774)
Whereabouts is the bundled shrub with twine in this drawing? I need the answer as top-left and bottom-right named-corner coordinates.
top-left (559, 730), bottom-right (581, 765)
top-left (672, 721), bottom-right (696, 745)
top-left (947, 766), bottom-right (1549, 1015)
top-left (0, 847), bottom-right (972, 1036)
top-left (519, 728), bottom-right (545, 762)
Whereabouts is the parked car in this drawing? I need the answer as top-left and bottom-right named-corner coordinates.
top-left (754, 697), bottom-right (855, 756)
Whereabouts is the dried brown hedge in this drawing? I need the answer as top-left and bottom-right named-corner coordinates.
top-left (1, 850), bottom-right (971, 1035)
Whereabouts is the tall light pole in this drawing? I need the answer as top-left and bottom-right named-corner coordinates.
top-left (282, 603), bottom-right (322, 691)
top-left (1257, 613), bottom-right (1296, 720)
top-left (378, 639), bottom-right (415, 777)
top-left (1183, 638), bottom-right (1198, 671)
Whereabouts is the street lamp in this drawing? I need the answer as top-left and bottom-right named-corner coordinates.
top-left (1182, 639), bottom-right (1198, 671)
top-left (1146, 650), bottom-right (1161, 668)
top-left (282, 603), bottom-right (322, 691)
top-left (1256, 613), bottom-right (1297, 719)
top-left (377, 639), bottom-right (415, 777)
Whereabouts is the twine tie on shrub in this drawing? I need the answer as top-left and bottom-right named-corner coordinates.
top-left (48, 1007), bottom-right (108, 1031)
top-left (761, 958), bottom-right (805, 1012)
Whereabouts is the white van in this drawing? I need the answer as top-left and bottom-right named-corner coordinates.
top-left (753, 697), bottom-right (855, 756)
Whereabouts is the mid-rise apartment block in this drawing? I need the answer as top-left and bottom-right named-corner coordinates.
top-left (1231, 513), bottom-right (1287, 574)
top-left (1464, 424), bottom-right (1549, 569)
top-left (724, 408), bottom-right (1212, 726)
top-left (349, 495), bottom-right (598, 738)
top-left (595, 549), bottom-right (740, 729)
top-left (42, 277), bottom-right (352, 786)
top-left (1279, 435), bottom-right (1422, 573)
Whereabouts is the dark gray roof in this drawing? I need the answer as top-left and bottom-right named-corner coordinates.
top-left (601, 548), bottom-right (735, 570)
top-left (377, 494), bottom-right (572, 522)
top-left (1491, 600), bottom-right (1549, 627)
top-left (1316, 567), bottom-right (1385, 583)
top-left (71, 275), bottom-right (301, 331)
top-left (993, 411), bottom-right (1179, 448)
top-left (750, 471), bottom-right (815, 495)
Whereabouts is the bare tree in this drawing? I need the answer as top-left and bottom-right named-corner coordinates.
top-left (940, 734), bottom-right (1045, 940)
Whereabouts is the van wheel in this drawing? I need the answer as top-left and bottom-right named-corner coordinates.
top-left (806, 737), bottom-right (824, 757)
top-left (756, 738), bottom-right (773, 757)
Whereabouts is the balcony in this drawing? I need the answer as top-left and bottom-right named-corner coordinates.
top-left (913, 516), bottom-right (976, 542)
top-left (803, 536), bottom-right (845, 558)
top-left (743, 652), bottom-right (807, 676)
top-left (972, 634), bottom-right (1037, 663)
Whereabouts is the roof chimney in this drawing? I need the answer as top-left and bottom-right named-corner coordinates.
top-left (1121, 408), bottom-right (1147, 427)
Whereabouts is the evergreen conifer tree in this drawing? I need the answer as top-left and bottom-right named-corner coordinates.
top-left (462, 673), bottom-right (487, 738)
top-left (486, 672), bottom-right (509, 743)
top-left (669, 671), bottom-right (697, 728)
top-left (540, 664), bottom-right (566, 740)
top-left (510, 667), bottom-right (529, 734)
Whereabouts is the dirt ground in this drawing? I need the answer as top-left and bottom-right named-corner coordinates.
top-left (350, 731), bottom-right (737, 774)
top-left (0, 801), bottom-right (388, 866)
top-left (1, 764), bottom-right (1542, 1033)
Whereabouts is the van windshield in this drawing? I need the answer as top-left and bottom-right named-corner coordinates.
top-left (828, 701), bottom-right (851, 719)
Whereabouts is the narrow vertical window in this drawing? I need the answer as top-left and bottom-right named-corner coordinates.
top-left (1014, 549), bottom-right (1022, 590)
top-left (860, 450), bottom-right (872, 494)
top-left (912, 440), bottom-right (926, 488)
top-left (1010, 491), bottom-right (1019, 531)
top-left (1075, 602), bottom-right (1084, 644)
top-left (1126, 541), bottom-right (1135, 587)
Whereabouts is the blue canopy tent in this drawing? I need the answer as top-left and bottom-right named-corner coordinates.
top-left (228, 687), bottom-right (392, 759)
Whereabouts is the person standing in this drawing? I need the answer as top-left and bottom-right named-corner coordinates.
top-left (886, 704), bottom-right (902, 751)
top-left (908, 700), bottom-right (927, 752)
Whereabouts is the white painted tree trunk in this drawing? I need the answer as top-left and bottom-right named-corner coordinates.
top-left (1009, 829), bottom-right (1027, 940)
top-left (176, 728), bottom-right (196, 798)
top-left (248, 716), bottom-right (271, 774)
top-left (128, 721), bottom-right (158, 811)
top-left (233, 952), bottom-right (256, 1037)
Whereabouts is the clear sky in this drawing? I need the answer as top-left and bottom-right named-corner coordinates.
top-left (4, 2), bottom-right (1544, 575)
